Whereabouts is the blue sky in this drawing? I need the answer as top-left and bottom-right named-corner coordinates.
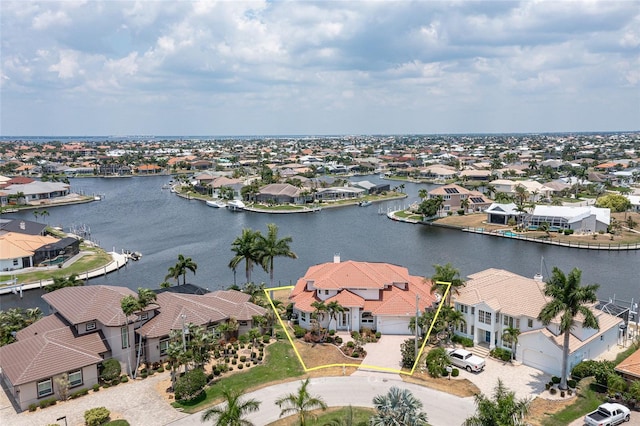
top-left (1, 1), bottom-right (638, 136)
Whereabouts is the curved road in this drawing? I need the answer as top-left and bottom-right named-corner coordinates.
top-left (167, 374), bottom-right (476, 425)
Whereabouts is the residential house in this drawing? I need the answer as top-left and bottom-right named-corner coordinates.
top-left (0, 232), bottom-right (60, 271)
top-left (491, 179), bottom-right (555, 202)
top-left (428, 184), bottom-right (493, 214)
top-left (256, 183), bottom-right (303, 204)
top-left (314, 186), bottom-right (365, 201)
top-left (417, 165), bottom-right (458, 182)
top-left (452, 268), bottom-right (622, 376)
top-left (527, 205), bottom-right (610, 233)
top-left (0, 285), bottom-right (267, 411)
top-left (289, 256), bottom-right (438, 335)
top-left (615, 349), bottom-right (640, 382)
top-left (485, 203), bottom-right (522, 225)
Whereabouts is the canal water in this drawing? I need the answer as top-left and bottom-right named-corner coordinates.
top-left (2, 175), bottom-right (639, 311)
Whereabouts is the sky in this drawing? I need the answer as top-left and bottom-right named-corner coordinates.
top-left (1, 1), bottom-right (639, 137)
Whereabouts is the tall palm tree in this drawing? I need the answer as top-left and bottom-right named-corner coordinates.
top-left (537, 267), bottom-right (599, 390)
top-left (275, 378), bottom-right (327, 426)
top-left (371, 386), bottom-right (429, 426)
top-left (120, 288), bottom-right (157, 377)
top-left (201, 388), bottom-right (261, 426)
top-left (430, 263), bottom-right (465, 306)
top-left (255, 223), bottom-right (298, 286)
top-left (229, 228), bottom-right (261, 284)
top-left (325, 300), bottom-right (345, 333)
top-left (464, 379), bottom-right (530, 426)
top-left (310, 300), bottom-right (327, 337)
top-left (176, 254), bottom-right (197, 285)
top-left (165, 265), bottom-right (181, 286)
top-left (502, 327), bottom-right (521, 362)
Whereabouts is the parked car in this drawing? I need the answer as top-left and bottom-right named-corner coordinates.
top-left (584, 402), bottom-right (630, 426)
top-left (446, 348), bottom-right (485, 372)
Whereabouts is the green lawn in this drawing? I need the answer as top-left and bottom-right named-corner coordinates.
top-left (268, 406), bottom-right (375, 425)
top-left (541, 379), bottom-right (604, 426)
top-left (172, 342), bottom-right (305, 414)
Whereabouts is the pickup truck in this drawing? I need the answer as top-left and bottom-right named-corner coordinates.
top-left (584, 402), bottom-right (630, 426)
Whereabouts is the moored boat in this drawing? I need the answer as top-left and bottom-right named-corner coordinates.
top-left (227, 199), bottom-right (246, 211)
top-left (206, 200), bottom-right (227, 208)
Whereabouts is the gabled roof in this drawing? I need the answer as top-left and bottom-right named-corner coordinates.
top-left (42, 285), bottom-right (137, 326)
top-left (0, 232), bottom-right (59, 260)
top-left (0, 314), bottom-right (108, 386)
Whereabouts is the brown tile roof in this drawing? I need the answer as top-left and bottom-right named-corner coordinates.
top-left (137, 290), bottom-right (266, 339)
top-left (42, 285), bottom-right (137, 326)
top-left (327, 290), bottom-right (365, 308)
top-left (616, 349), bottom-right (640, 379)
top-left (0, 314), bottom-right (108, 386)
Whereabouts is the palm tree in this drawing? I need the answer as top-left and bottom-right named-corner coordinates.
top-left (255, 223), bottom-right (298, 286)
top-left (201, 388), bottom-right (261, 426)
top-left (460, 197), bottom-right (470, 213)
top-left (275, 378), bottom-right (327, 426)
top-left (172, 254), bottom-right (197, 285)
top-left (322, 405), bottom-right (363, 426)
top-left (444, 308), bottom-right (466, 342)
top-left (430, 263), bottom-right (465, 306)
top-left (165, 265), bottom-right (181, 286)
top-left (120, 287), bottom-right (157, 377)
top-left (310, 300), bottom-right (327, 338)
top-left (418, 189), bottom-right (428, 200)
top-left (537, 267), bottom-right (599, 390)
top-left (229, 228), bottom-right (261, 284)
top-left (464, 379), bottom-right (530, 426)
top-left (325, 300), bottom-right (345, 333)
top-left (371, 386), bottom-right (429, 426)
top-left (501, 327), bottom-right (520, 362)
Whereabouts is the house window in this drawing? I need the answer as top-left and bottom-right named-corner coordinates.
top-left (140, 312), bottom-right (148, 320)
top-left (37, 378), bottom-right (53, 398)
top-left (159, 339), bottom-right (169, 356)
top-left (471, 307), bottom-right (475, 315)
top-left (121, 326), bottom-right (129, 349)
top-left (478, 310), bottom-right (492, 325)
top-left (361, 312), bottom-right (374, 324)
top-left (86, 321), bottom-right (96, 331)
top-left (68, 370), bottom-right (83, 387)
top-left (239, 321), bottom-right (248, 326)
top-left (301, 312), bottom-right (306, 321)
top-left (470, 326), bottom-right (474, 336)
top-left (13, 259), bottom-right (19, 266)
top-left (324, 290), bottom-right (329, 295)
top-left (528, 319), bottom-right (533, 328)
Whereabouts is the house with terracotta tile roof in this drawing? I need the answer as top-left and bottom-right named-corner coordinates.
top-left (428, 184), bottom-right (493, 214)
top-left (0, 285), bottom-right (266, 411)
top-left (615, 349), bottom-right (640, 381)
top-left (289, 256), bottom-right (438, 335)
top-left (452, 268), bottom-right (623, 377)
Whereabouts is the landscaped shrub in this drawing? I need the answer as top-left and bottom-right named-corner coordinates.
top-left (329, 329), bottom-right (336, 336)
top-left (120, 375), bottom-right (128, 383)
top-left (564, 229), bottom-right (574, 235)
top-left (237, 364), bottom-right (244, 369)
top-left (551, 376), bottom-right (561, 384)
top-left (490, 347), bottom-right (511, 362)
top-left (70, 388), bottom-right (89, 399)
top-left (84, 407), bottom-right (110, 426)
top-left (245, 362), bottom-right (250, 368)
top-left (231, 359), bottom-right (237, 365)
top-left (567, 379), bottom-right (577, 389)
top-left (451, 368), bottom-right (459, 377)
top-left (99, 359), bottom-right (121, 382)
top-left (451, 335), bottom-right (474, 347)
top-left (93, 384), bottom-right (100, 392)
top-left (346, 341), bottom-right (355, 348)
top-left (400, 338), bottom-right (417, 369)
top-left (174, 368), bottom-right (207, 402)
top-left (549, 388), bottom-right (557, 395)
top-left (157, 366), bottom-right (164, 373)
top-left (213, 369), bottom-right (221, 376)
top-left (240, 355), bottom-right (246, 363)
top-left (334, 336), bottom-right (343, 344)
top-left (351, 352), bottom-right (359, 358)
top-left (39, 398), bottom-right (57, 409)
top-left (28, 403), bottom-right (37, 412)
top-left (607, 374), bottom-right (627, 394)
top-left (262, 335), bottom-right (270, 344)
top-left (293, 325), bottom-right (306, 338)
top-left (375, 331), bottom-right (382, 339)
top-left (457, 209), bottom-right (465, 215)
top-left (425, 347), bottom-right (450, 378)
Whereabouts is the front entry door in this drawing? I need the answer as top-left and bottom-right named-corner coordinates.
top-left (485, 330), bottom-right (491, 343)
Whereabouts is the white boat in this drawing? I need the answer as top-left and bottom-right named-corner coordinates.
top-left (206, 200), bottom-right (227, 208)
top-left (358, 200), bottom-right (372, 207)
top-left (227, 199), bottom-right (246, 211)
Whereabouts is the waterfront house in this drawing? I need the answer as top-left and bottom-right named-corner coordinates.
top-left (289, 256), bottom-right (438, 335)
top-left (526, 205), bottom-right (610, 233)
top-left (0, 285), bottom-right (266, 411)
top-left (256, 183), bottom-right (303, 204)
top-left (428, 184), bottom-right (493, 214)
top-left (485, 203), bottom-right (521, 225)
top-left (0, 232), bottom-right (60, 271)
top-left (2, 181), bottom-right (70, 205)
top-left (615, 349), bottom-right (640, 382)
top-left (315, 186), bottom-right (365, 201)
top-left (452, 268), bottom-right (622, 377)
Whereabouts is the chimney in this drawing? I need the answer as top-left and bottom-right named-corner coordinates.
top-left (533, 273), bottom-right (543, 282)
top-left (333, 253), bottom-right (340, 263)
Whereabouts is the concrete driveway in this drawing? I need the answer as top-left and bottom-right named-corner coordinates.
top-left (455, 357), bottom-right (549, 400)
top-left (356, 335), bottom-right (407, 373)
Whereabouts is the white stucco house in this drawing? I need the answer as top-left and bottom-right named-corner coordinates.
top-left (452, 268), bottom-right (623, 377)
top-left (527, 205), bottom-right (611, 233)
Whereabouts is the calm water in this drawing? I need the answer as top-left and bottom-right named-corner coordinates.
top-left (2, 175), bottom-right (639, 310)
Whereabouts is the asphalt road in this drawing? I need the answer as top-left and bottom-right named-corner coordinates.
top-left (167, 374), bottom-right (476, 425)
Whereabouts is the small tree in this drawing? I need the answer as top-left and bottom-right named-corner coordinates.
top-left (463, 379), bottom-right (530, 426)
top-left (55, 373), bottom-right (70, 401)
top-left (400, 338), bottom-right (417, 369)
top-left (84, 407), bottom-right (111, 426)
top-left (100, 359), bottom-right (121, 382)
top-left (174, 368), bottom-right (207, 401)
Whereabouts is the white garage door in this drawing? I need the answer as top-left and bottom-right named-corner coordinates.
top-left (377, 317), bottom-right (411, 335)
top-left (522, 349), bottom-right (558, 376)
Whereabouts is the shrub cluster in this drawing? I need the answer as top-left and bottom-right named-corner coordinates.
top-left (451, 335), bottom-right (474, 347)
top-left (174, 368), bottom-right (207, 402)
top-left (39, 398), bottom-right (57, 409)
top-left (490, 347), bottom-right (512, 362)
top-left (100, 359), bottom-right (121, 382)
top-left (84, 407), bottom-right (110, 426)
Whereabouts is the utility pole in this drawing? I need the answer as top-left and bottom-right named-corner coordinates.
top-left (415, 294), bottom-right (420, 357)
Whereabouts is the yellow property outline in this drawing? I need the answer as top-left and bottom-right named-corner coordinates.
top-left (264, 281), bottom-right (451, 376)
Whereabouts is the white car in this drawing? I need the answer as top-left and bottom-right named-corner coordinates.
top-left (446, 348), bottom-right (485, 372)
top-left (584, 402), bottom-right (630, 426)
